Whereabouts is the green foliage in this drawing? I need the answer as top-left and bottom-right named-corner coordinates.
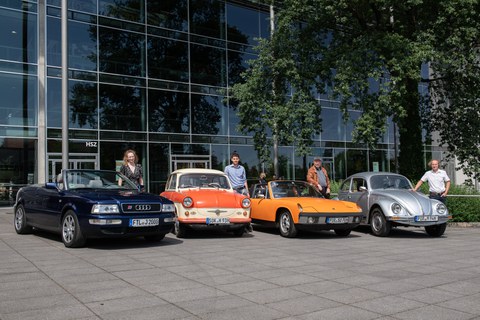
top-left (446, 185), bottom-right (480, 222)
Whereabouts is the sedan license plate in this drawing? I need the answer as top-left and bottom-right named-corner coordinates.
top-left (326, 217), bottom-right (349, 224)
top-left (206, 217), bottom-right (230, 225)
top-left (415, 216), bottom-right (439, 222)
top-left (129, 218), bottom-right (159, 227)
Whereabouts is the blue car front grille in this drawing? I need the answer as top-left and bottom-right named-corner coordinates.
top-left (121, 203), bottom-right (162, 213)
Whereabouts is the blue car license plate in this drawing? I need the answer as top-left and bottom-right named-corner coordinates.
top-left (206, 217), bottom-right (230, 225)
top-left (326, 217), bottom-right (349, 224)
top-left (129, 218), bottom-right (160, 227)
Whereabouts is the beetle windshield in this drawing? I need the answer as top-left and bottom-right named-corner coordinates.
top-left (270, 181), bottom-right (322, 198)
top-left (370, 175), bottom-right (412, 190)
top-left (64, 170), bottom-right (138, 190)
top-left (178, 174), bottom-right (230, 189)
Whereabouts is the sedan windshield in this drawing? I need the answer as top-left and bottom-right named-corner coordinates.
top-left (270, 181), bottom-right (322, 198)
top-left (65, 170), bottom-right (138, 190)
top-left (370, 175), bottom-right (412, 190)
top-left (178, 174), bottom-right (230, 189)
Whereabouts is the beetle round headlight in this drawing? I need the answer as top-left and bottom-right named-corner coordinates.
top-left (182, 197), bottom-right (193, 208)
top-left (241, 198), bottom-right (251, 208)
top-left (436, 203), bottom-right (447, 215)
top-left (391, 203), bottom-right (402, 215)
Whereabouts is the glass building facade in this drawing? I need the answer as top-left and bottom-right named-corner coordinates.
top-left (0, 0), bottom-right (443, 205)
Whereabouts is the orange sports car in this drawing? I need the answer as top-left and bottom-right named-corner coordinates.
top-left (161, 169), bottom-right (251, 237)
top-left (250, 180), bottom-right (363, 237)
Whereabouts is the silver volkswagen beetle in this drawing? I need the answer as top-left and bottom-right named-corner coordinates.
top-left (338, 172), bottom-right (451, 237)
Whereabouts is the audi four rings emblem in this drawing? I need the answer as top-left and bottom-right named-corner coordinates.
top-left (135, 204), bottom-right (151, 211)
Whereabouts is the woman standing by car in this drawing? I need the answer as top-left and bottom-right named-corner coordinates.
top-left (118, 149), bottom-right (144, 190)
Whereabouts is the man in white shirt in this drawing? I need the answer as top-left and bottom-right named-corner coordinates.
top-left (413, 159), bottom-right (450, 203)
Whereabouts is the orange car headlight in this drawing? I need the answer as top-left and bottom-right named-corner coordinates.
top-left (182, 197), bottom-right (193, 208)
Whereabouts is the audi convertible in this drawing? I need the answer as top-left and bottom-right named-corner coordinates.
top-left (14, 169), bottom-right (175, 247)
top-left (250, 180), bottom-right (363, 238)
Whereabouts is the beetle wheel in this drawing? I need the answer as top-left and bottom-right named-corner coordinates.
top-left (370, 208), bottom-right (391, 237)
top-left (425, 223), bottom-right (447, 237)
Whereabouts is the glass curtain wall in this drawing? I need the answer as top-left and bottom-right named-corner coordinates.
top-left (0, 0), bottom-right (425, 205)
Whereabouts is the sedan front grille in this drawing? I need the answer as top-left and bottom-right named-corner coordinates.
top-left (121, 203), bottom-right (161, 213)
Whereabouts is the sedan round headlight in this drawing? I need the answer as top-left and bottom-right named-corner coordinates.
top-left (241, 198), bottom-right (251, 208)
top-left (436, 203), bottom-right (447, 215)
top-left (391, 203), bottom-right (402, 215)
top-left (182, 197), bottom-right (193, 208)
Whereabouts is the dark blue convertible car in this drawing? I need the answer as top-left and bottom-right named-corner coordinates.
top-left (14, 169), bottom-right (175, 247)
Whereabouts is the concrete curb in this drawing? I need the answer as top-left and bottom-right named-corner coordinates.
top-left (448, 222), bottom-right (480, 228)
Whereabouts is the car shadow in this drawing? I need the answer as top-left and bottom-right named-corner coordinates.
top-left (251, 224), bottom-right (362, 239)
top-left (352, 225), bottom-right (447, 238)
top-left (171, 229), bottom-right (255, 239)
top-left (29, 228), bottom-right (183, 250)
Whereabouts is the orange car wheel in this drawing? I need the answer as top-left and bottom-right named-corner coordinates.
top-left (279, 210), bottom-right (297, 238)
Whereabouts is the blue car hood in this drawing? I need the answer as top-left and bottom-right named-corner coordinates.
top-left (70, 190), bottom-right (171, 203)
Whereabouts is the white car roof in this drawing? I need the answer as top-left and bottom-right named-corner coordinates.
top-left (170, 168), bottom-right (226, 175)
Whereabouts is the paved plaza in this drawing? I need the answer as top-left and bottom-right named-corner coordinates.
top-left (1, 207), bottom-right (480, 320)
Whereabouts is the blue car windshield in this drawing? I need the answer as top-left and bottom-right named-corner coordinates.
top-left (64, 170), bottom-right (137, 190)
top-left (370, 175), bottom-right (412, 190)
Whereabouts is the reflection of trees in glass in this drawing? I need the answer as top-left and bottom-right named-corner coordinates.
top-left (69, 81), bottom-right (97, 128)
top-left (99, 0), bottom-right (144, 23)
top-left (99, 85), bottom-right (145, 131)
top-left (148, 90), bottom-right (189, 133)
top-left (147, 0), bottom-right (188, 31)
top-left (69, 0), bottom-right (254, 136)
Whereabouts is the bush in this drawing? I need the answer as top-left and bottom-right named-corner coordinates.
top-left (446, 185), bottom-right (480, 222)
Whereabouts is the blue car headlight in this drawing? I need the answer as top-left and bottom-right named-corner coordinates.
top-left (91, 204), bottom-right (120, 214)
top-left (162, 204), bottom-right (175, 212)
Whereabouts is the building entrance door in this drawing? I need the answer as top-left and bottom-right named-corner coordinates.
top-left (47, 153), bottom-right (99, 182)
top-left (171, 155), bottom-right (211, 171)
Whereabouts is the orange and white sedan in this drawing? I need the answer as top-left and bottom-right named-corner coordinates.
top-left (161, 169), bottom-right (251, 237)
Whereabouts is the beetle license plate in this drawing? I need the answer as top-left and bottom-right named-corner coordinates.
top-left (415, 216), bottom-right (439, 222)
top-left (129, 218), bottom-right (160, 227)
top-left (326, 217), bottom-right (349, 224)
top-left (206, 217), bottom-right (230, 225)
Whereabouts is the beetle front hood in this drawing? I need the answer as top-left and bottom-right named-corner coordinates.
top-left (179, 189), bottom-right (245, 208)
top-left (370, 189), bottom-right (434, 215)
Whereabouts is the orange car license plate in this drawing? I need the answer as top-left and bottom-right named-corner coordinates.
top-left (326, 217), bottom-right (349, 224)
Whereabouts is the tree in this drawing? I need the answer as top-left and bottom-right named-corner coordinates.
top-left (234, 0), bottom-right (480, 180)
top-left (230, 3), bottom-right (322, 177)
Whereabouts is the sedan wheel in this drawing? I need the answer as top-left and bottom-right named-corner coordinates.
top-left (14, 204), bottom-right (32, 234)
top-left (62, 211), bottom-right (86, 248)
top-left (279, 210), bottom-right (297, 238)
top-left (425, 223), bottom-right (447, 237)
top-left (370, 208), bottom-right (391, 237)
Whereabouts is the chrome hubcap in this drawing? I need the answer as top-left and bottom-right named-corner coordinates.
top-left (63, 215), bottom-right (75, 243)
top-left (281, 214), bottom-right (290, 232)
top-left (15, 208), bottom-right (24, 230)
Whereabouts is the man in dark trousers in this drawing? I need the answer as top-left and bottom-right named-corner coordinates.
top-left (306, 156), bottom-right (331, 199)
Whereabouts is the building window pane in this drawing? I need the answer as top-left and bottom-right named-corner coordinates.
top-left (0, 8), bottom-right (37, 63)
top-left (70, 80), bottom-right (98, 129)
top-left (190, 43), bottom-right (226, 86)
top-left (227, 50), bottom-right (251, 87)
top-left (46, 17), bottom-right (61, 67)
top-left (321, 107), bottom-right (345, 141)
top-left (69, 0), bottom-right (96, 14)
top-left (147, 36), bottom-right (188, 82)
top-left (226, 3), bottom-right (259, 45)
top-left (98, 0), bottom-right (144, 23)
top-left (147, 0), bottom-right (187, 32)
top-left (99, 84), bottom-right (145, 131)
top-left (0, 138), bottom-right (36, 187)
top-left (148, 89), bottom-right (189, 134)
top-left (0, 73), bottom-right (37, 126)
top-left (99, 27), bottom-right (145, 77)
top-left (190, 0), bottom-right (225, 39)
top-left (191, 94), bottom-right (226, 135)
top-left (346, 149), bottom-right (368, 175)
top-left (69, 21), bottom-right (97, 71)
